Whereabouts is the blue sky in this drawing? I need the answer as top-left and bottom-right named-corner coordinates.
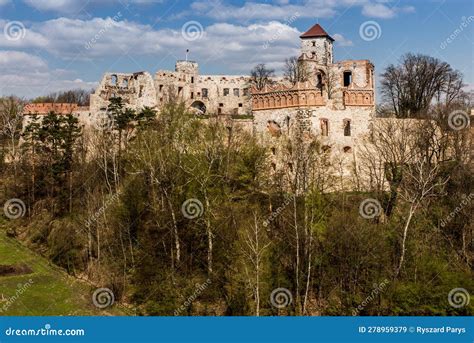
top-left (0, 0), bottom-right (472, 99)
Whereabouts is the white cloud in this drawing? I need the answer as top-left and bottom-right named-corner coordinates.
top-left (0, 50), bottom-right (96, 98)
top-left (23, 0), bottom-right (84, 13)
top-left (333, 33), bottom-right (353, 47)
top-left (0, 17), bottom-right (302, 72)
top-left (0, 51), bottom-right (47, 71)
top-left (190, 0), bottom-right (335, 21)
top-left (362, 2), bottom-right (415, 19)
top-left (22, 0), bottom-right (163, 13)
top-left (0, 20), bottom-right (49, 49)
top-left (0, 18), bottom-right (305, 96)
top-left (188, 0), bottom-right (415, 21)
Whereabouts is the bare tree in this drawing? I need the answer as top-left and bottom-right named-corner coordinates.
top-left (0, 96), bottom-right (24, 175)
top-left (249, 64), bottom-right (275, 91)
top-left (32, 89), bottom-right (93, 106)
top-left (381, 53), bottom-right (465, 118)
top-left (395, 158), bottom-right (449, 276)
top-left (324, 68), bottom-right (342, 100)
top-left (359, 119), bottom-right (416, 216)
top-left (284, 57), bottom-right (310, 85)
top-left (241, 211), bottom-right (270, 316)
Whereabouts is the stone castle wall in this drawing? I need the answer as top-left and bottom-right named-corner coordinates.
top-left (22, 24), bottom-right (380, 184)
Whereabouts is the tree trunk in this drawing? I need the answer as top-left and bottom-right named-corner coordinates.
top-left (293, 195), bottom-right (300, 314)
top-left (396, 203), bottom-right (415, 277)
top-left (205, 196), bottom-right (213, 275)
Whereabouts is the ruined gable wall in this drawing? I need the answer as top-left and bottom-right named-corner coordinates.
top-left (155, 61), bottom-right (251, 116)
top-left (90, 72), bottom-right (157, 114)
top-left (253, 106), bottom-right (373, 151)
top-left (196, 75), bottom-right (250, 115)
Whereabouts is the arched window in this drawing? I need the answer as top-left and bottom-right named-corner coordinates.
top-left (343, 71), bottom-right (352, 87)
top-left (190, 101), bottom-right (206, 115)
top-left (322, 145), bottom-right (331, 153)
top-left (343, 119), bottom-right (351, 136)
top-left (320, 118), bottom-right (329, 136)
top-left (317, 74), bottom-right (323, 88)
top-left (122, 78), bottom-right (128, 88)
top-left (343, 146), bottom-right (352, 153)
top-left (110, 74), bottom-right (117, 86)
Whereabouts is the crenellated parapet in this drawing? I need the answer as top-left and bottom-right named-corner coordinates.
top-left (343, 90), bottom-right (374, 106)
top-left (23, 103), bottom-right (79, 115)
top-left (251, 82), bottom-right (325, 111)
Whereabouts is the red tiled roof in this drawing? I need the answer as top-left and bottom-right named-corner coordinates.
top-left (23, 103), bottom-right (78, 115)
top-left (300, 23), bottom-right (334, 41)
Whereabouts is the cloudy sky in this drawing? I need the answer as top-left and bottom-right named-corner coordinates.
top-left (0, 0), bottom-right (472, 98)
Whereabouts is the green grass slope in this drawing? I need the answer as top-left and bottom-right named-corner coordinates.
top-left (0, 229), bottom-right (127, 316)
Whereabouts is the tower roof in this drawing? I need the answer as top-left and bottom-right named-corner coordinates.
top-left (300, 23), bottom-right (334, 41)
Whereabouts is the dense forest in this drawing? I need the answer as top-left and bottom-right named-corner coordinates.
top-left (0, 54), bottom-right (472, 316)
